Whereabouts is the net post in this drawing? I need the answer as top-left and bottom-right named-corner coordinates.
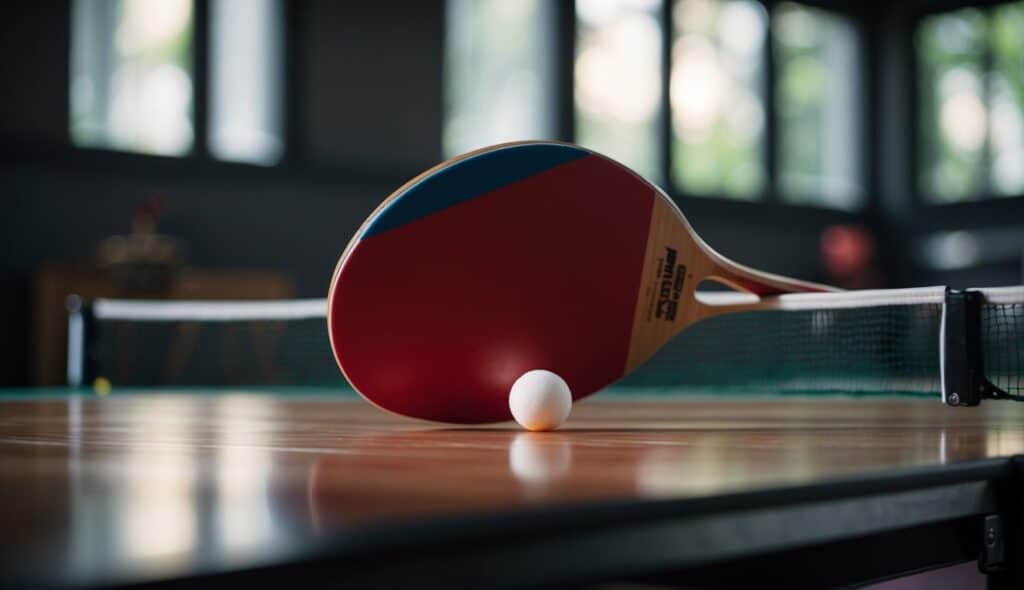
top-left (941, 289), bottom-right (983, 406)
top-left (941, 289), bottom-right (1009, 406)
top-left (66, 295), bottom-right (97, 388)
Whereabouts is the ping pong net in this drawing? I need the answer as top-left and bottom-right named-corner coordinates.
top-left (66, 297), bottom-right (341, 387)
top-left (627, 286), bottom-right (1023, 406)
top-left (66, 286), bottom-right (1022, 406)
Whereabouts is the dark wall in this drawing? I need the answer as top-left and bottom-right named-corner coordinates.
top-left (0, 4), bottom-right (70, 146)
top-left (302, 1), bottom-right (444, 172)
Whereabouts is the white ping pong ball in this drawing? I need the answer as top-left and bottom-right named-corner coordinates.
top-left (509, 370), bottom-right (572, 431)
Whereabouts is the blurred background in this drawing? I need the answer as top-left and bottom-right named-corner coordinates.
top-left (0, 0), bottom-right (1022, 387)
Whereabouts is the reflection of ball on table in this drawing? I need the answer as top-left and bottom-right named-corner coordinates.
top-left (509, 370), bottom-right (572, 431)
top-left (509, 432), bottom-right (572, 484)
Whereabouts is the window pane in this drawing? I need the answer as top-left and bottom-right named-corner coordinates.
top-left (774, 3), bottom-right (863, 209)
top-left (209, 0), bottom-right (284, 165)
top-left (576, 0), bottom-right (662, 181)
top-left (70, 0), bottom-right (194, 156)
top-left (916, 8), bottom-right (988, 202)
top-left (671, 0), bottom-right (767, 199)
top-left (444, 0), bottom-right (555, 157)
top-left (990, 1), bottom-right (1024, 196)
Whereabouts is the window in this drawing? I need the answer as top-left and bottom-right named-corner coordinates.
top-left (71, 0), bottom-right (195, 156)
top-left (671, 0), bottom-right (766, 199)
top-left (444, 0), bottom-right (556, 157)
top-left (446, 0), bottom-right (865, 208)
top-left (575, 0), bottom-right (663, 182)
top-left (774, 3), bottom-right (862, 208)
top-left (70, 0), bottom-right (284, 165)
top-left (916, 2), bottom-right (1024, 202)
top-left (582, 0), bottom-right (863, 207)
top-left (209, 0), bottom-right (284, 165)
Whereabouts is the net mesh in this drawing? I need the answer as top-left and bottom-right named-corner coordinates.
top-left (89, 315), bottom-right (344, 387)
top-left (983, 301), bottom-right (1024, 398)
top-left (83, 297), bottom-right (1023, 395)
top-left (621, 303), bottom-right (944, 394)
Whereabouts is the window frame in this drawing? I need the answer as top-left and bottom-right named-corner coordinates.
top-left (907, 0), bottom-right (1024, 209)
top-left (566, 0), bottom-right (873, 214)
top-left (65, 0), bottom-right (295, 171)
top-left (870, 0), bottom-right (1024, 288)
top-left (60, 0), bottom-right (1024, 227)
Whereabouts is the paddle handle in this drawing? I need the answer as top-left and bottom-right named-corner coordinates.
top-left (686, 250), bottom-right (839, 325)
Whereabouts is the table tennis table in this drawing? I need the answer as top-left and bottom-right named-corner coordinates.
top-left (1, 388), bottom-right (1021, 588)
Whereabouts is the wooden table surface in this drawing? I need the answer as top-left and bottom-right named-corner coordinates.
top-left (2, 392), bottom-right (1023, 588)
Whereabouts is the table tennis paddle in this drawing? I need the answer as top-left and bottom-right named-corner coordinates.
top-left (328, 141), bottom-right (835, 423)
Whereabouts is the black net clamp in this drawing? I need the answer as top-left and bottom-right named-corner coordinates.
top-left (942, 288), bottom-right (1008, 407)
